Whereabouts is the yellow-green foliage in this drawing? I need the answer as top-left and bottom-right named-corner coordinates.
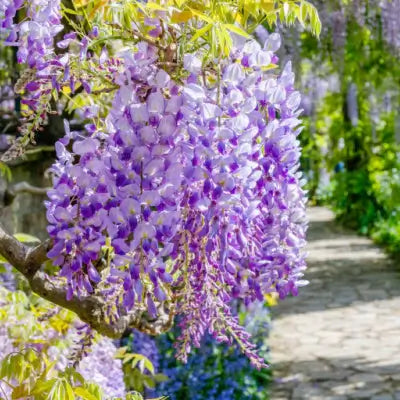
top-left (116, 348), bottom-right (168, 393)
top-left (64, 0), bottom-right (320, 62)
top-left (0, 288), bottom-right (103, 400)
top-left (58, 0), bottom-right (320, 130)
top-left (0, 286), bottom-right (163, 400)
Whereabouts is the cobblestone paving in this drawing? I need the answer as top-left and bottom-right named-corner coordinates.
top-left (269, 207), bottom-right (400, 400)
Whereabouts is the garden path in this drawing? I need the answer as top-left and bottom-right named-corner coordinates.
top-left (269, 207), bottom-right (400, 400)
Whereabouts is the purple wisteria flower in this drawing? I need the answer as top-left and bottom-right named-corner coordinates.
top-left (78, 338), bottom-right (126, 398)
top-left (0, 0), bottom-right (67, 138)
top-left (170, 34), bottom-right (307, 367)
top-left (1, 0), bottom-right (63, 67)
top-left (25, 10), bottom-right (308, 367)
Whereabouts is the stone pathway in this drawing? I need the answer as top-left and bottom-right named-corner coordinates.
top-left (269, 207), bottom-right (400, 400)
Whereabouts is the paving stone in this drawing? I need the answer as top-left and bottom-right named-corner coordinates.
top-left (348, 373), bottom-right (386, 383)
top-left (320, 397), bottom-right (348, 400)
top-left (332, 383), bottom-right (359, 395)
top-left (292, 383), bottom-right (326, 399)
top-left (312, 370), bottom-right (351, 381)
top-left (270, 397), bottom-right (288, 400)
top-left (308, 396), bottom-right (347, 400)
top-left (270, 391), bottom-right (290, 400)
top-left (371, 394), bottom-right (394, 400)
top-left (348, 388), bottom-right (383, 399)
top-left (394, 392), bottom-right (400, 400)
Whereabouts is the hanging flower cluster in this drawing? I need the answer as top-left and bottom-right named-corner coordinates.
top-left (174, 35), bottom-right (307, 365)
top-left (2, 1), bottom-right (308, 368)
top-left (0, 0), bottom-right (64, 150)
top-left (1, 0), bottom-right (63, 67)
top-left (45, 29), bottom-right (307, 367)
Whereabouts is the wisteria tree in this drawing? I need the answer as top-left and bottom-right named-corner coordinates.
top-left (0, 0), bottom-right (319, 397)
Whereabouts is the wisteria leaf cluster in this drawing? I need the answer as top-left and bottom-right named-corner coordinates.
top-left (0, 283), bottom-right (132, 400)
top-left (72, 0), bottom-right (321, 61)
top-left (0, 291), bottom-right (102, 400)
top-left (0, 349), bottom-right (103, 400)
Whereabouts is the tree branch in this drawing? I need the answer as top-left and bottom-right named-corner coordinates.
top-left (10, 182), bottom-right (50, 196)
top-left (0, 224), bottom-right (174, 338)
top-left (4, 182), bottom-right (50, 206)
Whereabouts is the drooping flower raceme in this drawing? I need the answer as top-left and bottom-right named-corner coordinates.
top-left (154, 302), bottom-right (271, 400)
top-left (1, 0), bottom-right (307, 368)
top-left (173, 35), bottom-right (307, 365)
top-left (45, 26), bottom-right (307, 368)
top-left (1, 0), bottom-right (63, 68)
top-left (46, 44), bottom-right (185, 311)
top-left (0, 0), bottom-right (64, 150)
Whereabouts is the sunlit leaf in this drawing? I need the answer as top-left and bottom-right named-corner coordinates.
top-left (189, 8), bottom-right (213, 24)
top-left (145, 2), bottom-right (167, 11)
top-left (223, 23), bottom-right (250, 38)
top-left (189, 23), bottom-right (213, 43)
top-left (73, 387), bottom-right (99, 400)
top-left (0, 162), bottom-right (11, 181)
top-left (13, 233), bottom-right (41, 243)
top-left (171, 10), bottom-right (192, 23)
top-left (32, 379), bottom-right (58, 396)
top-left (12, 384), bottom-right (29, 400)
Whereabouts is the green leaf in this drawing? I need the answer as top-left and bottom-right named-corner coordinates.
top-left (306, 2), bottom-right (321, 36)
top-left (115, 346), bottom-right (128, 359)
top-left (189, 23), bottom-right (212, 43)
top-left (300, 1), bottom-right (307, 23)
top-left (12, 384), bottom-right (29, 400)
top-left (64, 381), bottom-right (75, 400)
top-left (24, 348), bottom-right (37, 363)
top-left (73, 387), bottom-right (98, 400)
top-left (0, 162), bottom-right (11, 181)
top-left (32, 379), bottom-right (58, 396)
top-left (64, 367), bottom-right (85, 386)
top-left (171, 10), bottom-right (193, 23)
top-left (142, 375), bottom-right (156, 389)
top-left (145, 2), bottom-right (167, 11)
top-left (13, 233), bottom-right (41, 243)
top-left (214, 26), bottom-right (233, 57)
top-left (122, 353), bottom-right (137, 364)
top-left (125, 392), bottom-right (144, 400)
top-left (148, 397), bottom-right (169, 400)
top-left (61, 5), bottom-right (81, 15)
top-left (143, 358), bottom-right (155, 375)
top-left (84, 384), bottom-right (102, 400)
top-left (283, 1), bottom-right (290, 18)
top-left (189, 8), bottom-right (213, 24)
top-left (153, 373), bottom-right (169, 383)
top-left (223, 23), bottom-right (250, 38)
top-left (47, 379), bottom-right (64, 400)
top-left (259, 0), bottom-right (275, 14)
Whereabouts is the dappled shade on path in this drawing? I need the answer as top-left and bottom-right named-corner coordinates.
top-left (269, 207), bottom-right (400, 400)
